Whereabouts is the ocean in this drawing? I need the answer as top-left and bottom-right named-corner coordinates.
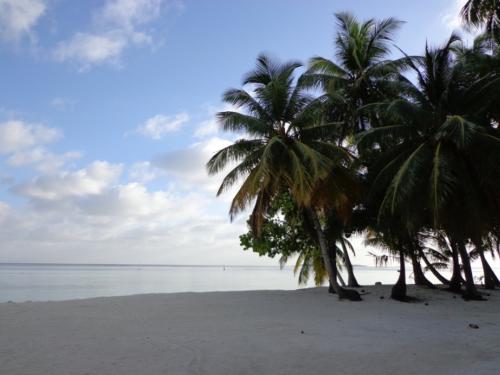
top-left (0, 263), bottom-right (493, 302)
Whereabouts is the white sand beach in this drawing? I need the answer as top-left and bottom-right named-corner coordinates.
top-left (1, 285), bottom-right (499, 375)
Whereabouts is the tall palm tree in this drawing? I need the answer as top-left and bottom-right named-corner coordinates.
top-left (359, 34), bottom-right (500, 300)
top-left (304, 12), bottom-right (403, 137)
top-left (207, 54), bottom-right (361, 300)
top-left (298, 13), bottom-right (404, 290)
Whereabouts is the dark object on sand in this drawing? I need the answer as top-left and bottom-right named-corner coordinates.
top-left (300, 330), bottom-right (304, 334)
top-left (380, 296), bottom-right (385, 299)
top-left (424, 302), bottom-right (429, 306)
top-left (468, 324), bottom-right (479, 329)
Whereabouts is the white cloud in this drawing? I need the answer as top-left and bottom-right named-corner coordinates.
top-left (0, 0), bottom-right (46, 42)
top-left (13, 161), bottom-right (123, 200)
top-left (442, 0), bottom-right (467, 30)
top-left (54, 0), bottom-right (166, 69)
top-left (128, 161), bottom-right (161, 183)
top-left (0, 114), bottom-right (271, 265)
top-left (0, 120), bottom-right (61, 154)
top-left (193, 104), bottom-right (238, 138)
top-left (7, 148), bottom-right (82, 173)
top-left (136, 112), bottom-right (189, 139)
top-left (98, 0), bottom-right (162, 30)
top-left (79, 182), bottom-right (196, 219)
top-left (194, 118), bottom-right (219, 138)
top-left (153, 136), bottom-right (232, 191)
top-left (0, 120), bottom-right (81, 172)
top-left (0, 190), bottom-right (253, 264)
top-left (54, 31), bottom-right (129, 68)
top-left (0, 157), bottom-right (256, 264)
top-left (0, 200), bottom-right (10, 217)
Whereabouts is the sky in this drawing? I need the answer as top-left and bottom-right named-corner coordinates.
top-left (0, 0), bottom-right (469, 266)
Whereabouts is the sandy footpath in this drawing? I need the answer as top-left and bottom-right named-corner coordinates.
top-left (1, 285), bottom-right (499, 375)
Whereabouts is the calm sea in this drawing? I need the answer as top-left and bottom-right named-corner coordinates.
top-left (0, 263), bottom-right (492, 302)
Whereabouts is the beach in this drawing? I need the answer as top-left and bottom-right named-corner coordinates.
top-left (1, 285), bottom-right (499, 375)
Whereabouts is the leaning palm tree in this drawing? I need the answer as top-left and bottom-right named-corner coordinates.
top-left (359, 34), bottom-right (500, 300)
top-left (325, 211), bottom-right (361, 287)
top-left (303, 12), bottom-right (403, 138)
top-left (417, 230), bottom-right (455, 286)
top-left (207, 54), bottom-right (361, 300)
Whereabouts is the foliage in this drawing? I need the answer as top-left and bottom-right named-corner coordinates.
top-left (207, 7), bottom-right (500, 298)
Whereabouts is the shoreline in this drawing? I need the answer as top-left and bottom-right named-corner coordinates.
top-left (2, 286), bottom-right (500, 374)
top-left (0, 282), bottom-right (494, 304)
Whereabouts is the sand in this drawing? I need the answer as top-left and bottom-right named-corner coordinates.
top-left (1, 285), bottom-right (499, 375)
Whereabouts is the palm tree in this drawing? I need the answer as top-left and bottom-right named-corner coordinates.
top-left (417, 231), bottom-right (454, 286)
top-left (325, 211), bottom-right (361, 287)
top-left (303, 12), bottom-right (403, 138)
top-left (240, 192), bottom-right (349, 291)
top-left (279, 238), bottom-right (348, 290)
top-left (469, 235), bottom-right (500, 289)
top-left (207, 54), bottom-right (361, 300)
top-left (365, 229), bottom-right (411, 301)
top-left (461, 0), bottom-right (500, 44)
top-left (408, 242), bottom-right (436, 289)
top-left (359, 34), bottom-right (500, 300)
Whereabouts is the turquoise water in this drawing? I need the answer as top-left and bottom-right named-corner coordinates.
top-left (0, 263), bottom-right (493, 302)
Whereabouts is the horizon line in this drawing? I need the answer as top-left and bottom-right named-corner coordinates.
top-left (0, 262), bottom-right (371, 268)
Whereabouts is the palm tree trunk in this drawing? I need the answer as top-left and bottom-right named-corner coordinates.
top-left (479, 251), bottom-right (500, 289)
top-left (457, 240), bottom-right (483, 300)
top-left (410, 252), bottom-right (436, 288)
top-left (448, 242), bottom-right (463, 293)
top-left (339, 237), bottom-right (360, 287)
top-left (337, 270), bottom-right (346, 287)
top-left (306, 208), bottom-right (361, 301)
top-left (328, 282), bottom-right (335, 294)
top-left (391, 249), bottom-right (407, 301)
top-left (327, 243), bottom-right (346, 287)
top-left (418, 247), bottom-right (449, 285)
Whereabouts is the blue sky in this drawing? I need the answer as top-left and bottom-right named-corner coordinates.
top-left (0, 0), bottom-right (468, 265)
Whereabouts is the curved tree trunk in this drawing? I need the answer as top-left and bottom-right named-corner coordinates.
top-left (410, 252), bottom-right (436, 288)
top-left (418, 247), bottom-right (449, 285)
top-left (340, 237), bottom-right (361, 287)
top-left (391, 250), bottom-right (407, 301)
top-left (479, 251), bottom-right (500, 289)
top-left (326, 242), bottom-right (347, 289)
top-left (457, 241), bottom-right (484, 300)
top-left (337, 269), bottom-right (347, 287)
top-left (327, 244), bottom-right (346, 287)
top-left (307, 208), bottom-right (361, 301)
top-left (448, 243), bottom-right (463, 293)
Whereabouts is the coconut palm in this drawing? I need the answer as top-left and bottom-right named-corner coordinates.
top-left (303, 12), bottom-right (403, 138)
top-left (417, 231), bottom-right (454, 286)
top-left (359, 34), bottom-right (500, 299)
top-left (207, 54), bottom-right (361, 300)
top-left (365, 229), bottom-right (411, 301)
top-left (325, 211), bottom-right (361, 287)
top-left (461, 0), bottom-right (500, 43)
